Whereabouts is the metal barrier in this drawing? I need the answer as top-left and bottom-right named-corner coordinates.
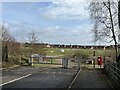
top-left (104, 61), bottom-right (120, 88)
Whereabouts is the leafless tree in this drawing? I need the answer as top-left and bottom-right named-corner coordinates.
top-left (28, 31), bottom-right (38, 44)
top-left (0, 23), bottom-right (20, 63)
top-left (118, 0), bottom-right (120, 44)
top-left (0, 23), bottom-right (16, 42)
top-left (89, 0), bottom-right (119, 61)
top-left (27, 31), bottom-right (39, 55)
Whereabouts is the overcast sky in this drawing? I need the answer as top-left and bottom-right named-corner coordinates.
top-left (1, 0), bottom-right (97, 45)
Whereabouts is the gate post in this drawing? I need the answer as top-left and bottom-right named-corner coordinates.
top-left (93, 51), bottom-right (96, 69)
top-left (62, 57), bottom-right (68, 69)
top-left (76, 56), bottom-right (80, 70)
top-left (103, 56), bottom-right (105, 69)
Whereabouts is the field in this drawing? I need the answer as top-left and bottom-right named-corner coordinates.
top-left (44, 48), bottom-right (116, 60)
top-left (2, 46), bottom-right (117, 68)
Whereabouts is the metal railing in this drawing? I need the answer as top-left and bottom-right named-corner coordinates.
top-left (104, 61), bottom-right (120, 88)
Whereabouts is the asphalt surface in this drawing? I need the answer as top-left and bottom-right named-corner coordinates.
top-left (1, 63), bottom-right (113, 89)
top-left (1, 66), bottom-right (78, 89)
top-left (71, 69), bottom-right (112, 88)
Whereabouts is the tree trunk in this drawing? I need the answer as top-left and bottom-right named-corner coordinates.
top-left (108, 1), bottom-right (118, 61)
top-left (2, 43), bottom-right (8, 62)
top-left (118, 1), bottom-right (120, 28)
top-left (118, 1), bottom-right (120, 45)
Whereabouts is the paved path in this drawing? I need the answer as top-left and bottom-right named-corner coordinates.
top-left (71, 69), bottom-right (112, 88)
top-left (1, 66), bottom-right (77, 89)
top-left (1, 65), bottom-right (114, 89)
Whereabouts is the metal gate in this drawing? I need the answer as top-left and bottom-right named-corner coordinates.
top-left (68, 56), bottom-right (103, 70)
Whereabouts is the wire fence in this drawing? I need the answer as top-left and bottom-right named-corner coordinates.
top-left (104, 61), bottom-right (120, 88)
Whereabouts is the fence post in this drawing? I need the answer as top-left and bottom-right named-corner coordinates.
top-left (105, 61), bottom-right (120, 88)
top-left (103, 56), bottom-right (105, 69)
top-left (77, 56), bottom-right (80, 70)
top-left (93, 51), bottom-right (95, 69)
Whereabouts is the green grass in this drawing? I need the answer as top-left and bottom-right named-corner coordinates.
top-left (21, 47), bottom-right (116, 63)
top-left (43, 48), bottom-right (117, 62)
top-left (3, 45), bottom-right (117, 68)
top-left (44, 48), bottom-right (115, 57)
top-left (32, 63), bottom-right (61, 67)
top-left (44, 48), bottom-right (65, 56)
top-left (21, 45), bottom-right (116, 59)
top-left (32, 64), bottom-right (48, 67)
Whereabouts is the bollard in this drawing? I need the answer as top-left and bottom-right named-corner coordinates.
top-left (62, 57), bottom-right (68, 69)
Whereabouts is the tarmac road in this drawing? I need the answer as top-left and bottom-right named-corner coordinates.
top-left (71, 69), bottom-right (112, 88)
top-left (1, 66), bottom-right (78, 89)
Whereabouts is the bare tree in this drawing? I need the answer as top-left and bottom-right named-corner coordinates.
top-left (27, 31), bottom-right (39, 55)
top-left (28, 31), bottom-right (38, 44)
top-left (118, 0), bottom-right (120, 44)
top-left (89, 0), bottom-right (119, 61)
top-left (0, 23), bottom-right (12, 62)
top-left (0, 23), bottom-right (20, 63)
top-left (1, 23), bottom-right (16, 42)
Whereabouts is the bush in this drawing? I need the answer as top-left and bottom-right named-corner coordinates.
top-left (21, 57), bottom-right (29, 65)
top-left (72, 51), bottom-right (90, 60)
